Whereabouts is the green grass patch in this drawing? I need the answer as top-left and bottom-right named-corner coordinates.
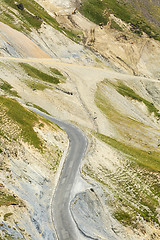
top-left (110, 19), bottom-right (123, 31)
top-left (50, 67), bottom-right (66, 82)
top-left (32, 104), bottom-right (49, 115)
top-left (1, 0), bottom-right (59, 32)
top-left (80, 0), bottom-right (109, 25)
top-left (80, 0), bottom-right (133, 25)
top-left (0, 80), bottom-right (19, 97)
top-left (50, 68), bottom-right (64, 77)
top-left (3, 213), bottom-right (13, 221)
top-left (0, 192), bottom-right (18, 207)
top-left (89, 83), bottom-right (160, 227)
top-left (115, 82), bottom-right (160, 119)
top-left (1, 80), bottom-right (14, 92)
top-left (50, 149), bottom-right (62, 172)
top-left (19, 63), bottom-right (60, 84)
top-left (24, 79), bottom-right (52, 91)
top-left (0, 0), bottom-right (83, 43)
top-left (113, 195), bottom-right (160, 226)
top-left (0, 96), bottom-right (42, 149)
top-left (96, 132), bottom-right (160, 172)
top-left (83, 158), bottom-right (160, 226)
top-left (95, 84), bottom-right (145, 128)
top-left (62, 28), bottom-right (82, 43)
top-left (114, 210), bottom-right (134, 226)
top-left (95, 81), bottom-right (160, 153)
top-left (80, 0), bottom-right (160, 40)
top-left (151, 183), bottom-right (160, 197)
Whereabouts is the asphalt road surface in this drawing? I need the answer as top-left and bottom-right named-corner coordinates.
top-left (30, 108), bottom-right (88, 240)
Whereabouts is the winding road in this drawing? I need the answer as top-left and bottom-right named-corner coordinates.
top-left (30, 108), bottom-right (88, 240)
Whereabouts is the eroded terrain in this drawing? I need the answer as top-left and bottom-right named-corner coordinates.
top-left (0, 0), bottom-right (160, 239)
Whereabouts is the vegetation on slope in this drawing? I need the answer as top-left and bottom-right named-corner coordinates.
top-left (80, 0), bottom-right (160, 40)
top-left (83, 79), bottom-right (160, 228)
top-left (50, 68), bottom-right (65, 77)
top-left (24, 79), bottom-right (52, 90)
top-left (1, 0), bottom-right (59, 32)
top-left (83, 130), bottom-right (160, 228)
top-left (0, 96), bottom-right (42, 149)
top-left (83, 154), bottom-right (160, 227)
top-left (0, 79), bottom-right (19, 97)
top-left (0, 191), bottom-right (19, 207)
top-left (126, 0), bottom-right (160, 29)
top-left (96, 133), bottom-right (160, 172)
top-left (0, 94), bottom-right (66, 238)
top-left (0, 0), bottom-right (81, 43)
top-left (114, 82), bottom-right (160, 119)
top-left (19, 63), bottom-right (60, 84)
top-left (95, 79), bottom-right (160, 154)
top-left (0, 95), bottom-right (64, 172)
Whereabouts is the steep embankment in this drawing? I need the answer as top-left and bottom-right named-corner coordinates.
top-left (1, 57), bottom-right (159, 239)
top-left (39, 0), bottom-right (160, 78)
top-left (0, 0), bottom-right (160, 240)
top-left (0, 0), bottom-right (88, 60)
top-left (0, 22), bottom-right (49, 58)
top-left (80, 0), bottom-right (160, 40)
top-left (78, 0), bottom-right (160, 77)
top-left (0, 58), bottom-right (160, 240)
top-left (0, 64), bottom-right (69, 239)
top-left (1, 0), bottom-right (160, 78)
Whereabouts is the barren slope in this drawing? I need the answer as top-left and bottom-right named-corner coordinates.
top-left (0, 0), bottom-right (160, 240)
top-left (0, 93), bottom-right (68, 240)
top-left (0, 56), bottom-right (160, 239)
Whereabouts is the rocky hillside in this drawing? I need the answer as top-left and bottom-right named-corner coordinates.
top-left (124, 0), bottom-right (160, 30)
top-left (80, 0), bottom-right (160, 40)
top-left (0, 95), bottom-right (68, 239)
top-left (0, 0), bottom-right (160, 240)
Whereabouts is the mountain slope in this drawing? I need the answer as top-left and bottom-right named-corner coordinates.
top-left (0, 22), bottom-right (49, 58)
top-left (0, 94), bottom-right (68, 240)
top-left (0, 0), bottom-right (160, 240)
top-left (80, 0), bottom-right (160, 40)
